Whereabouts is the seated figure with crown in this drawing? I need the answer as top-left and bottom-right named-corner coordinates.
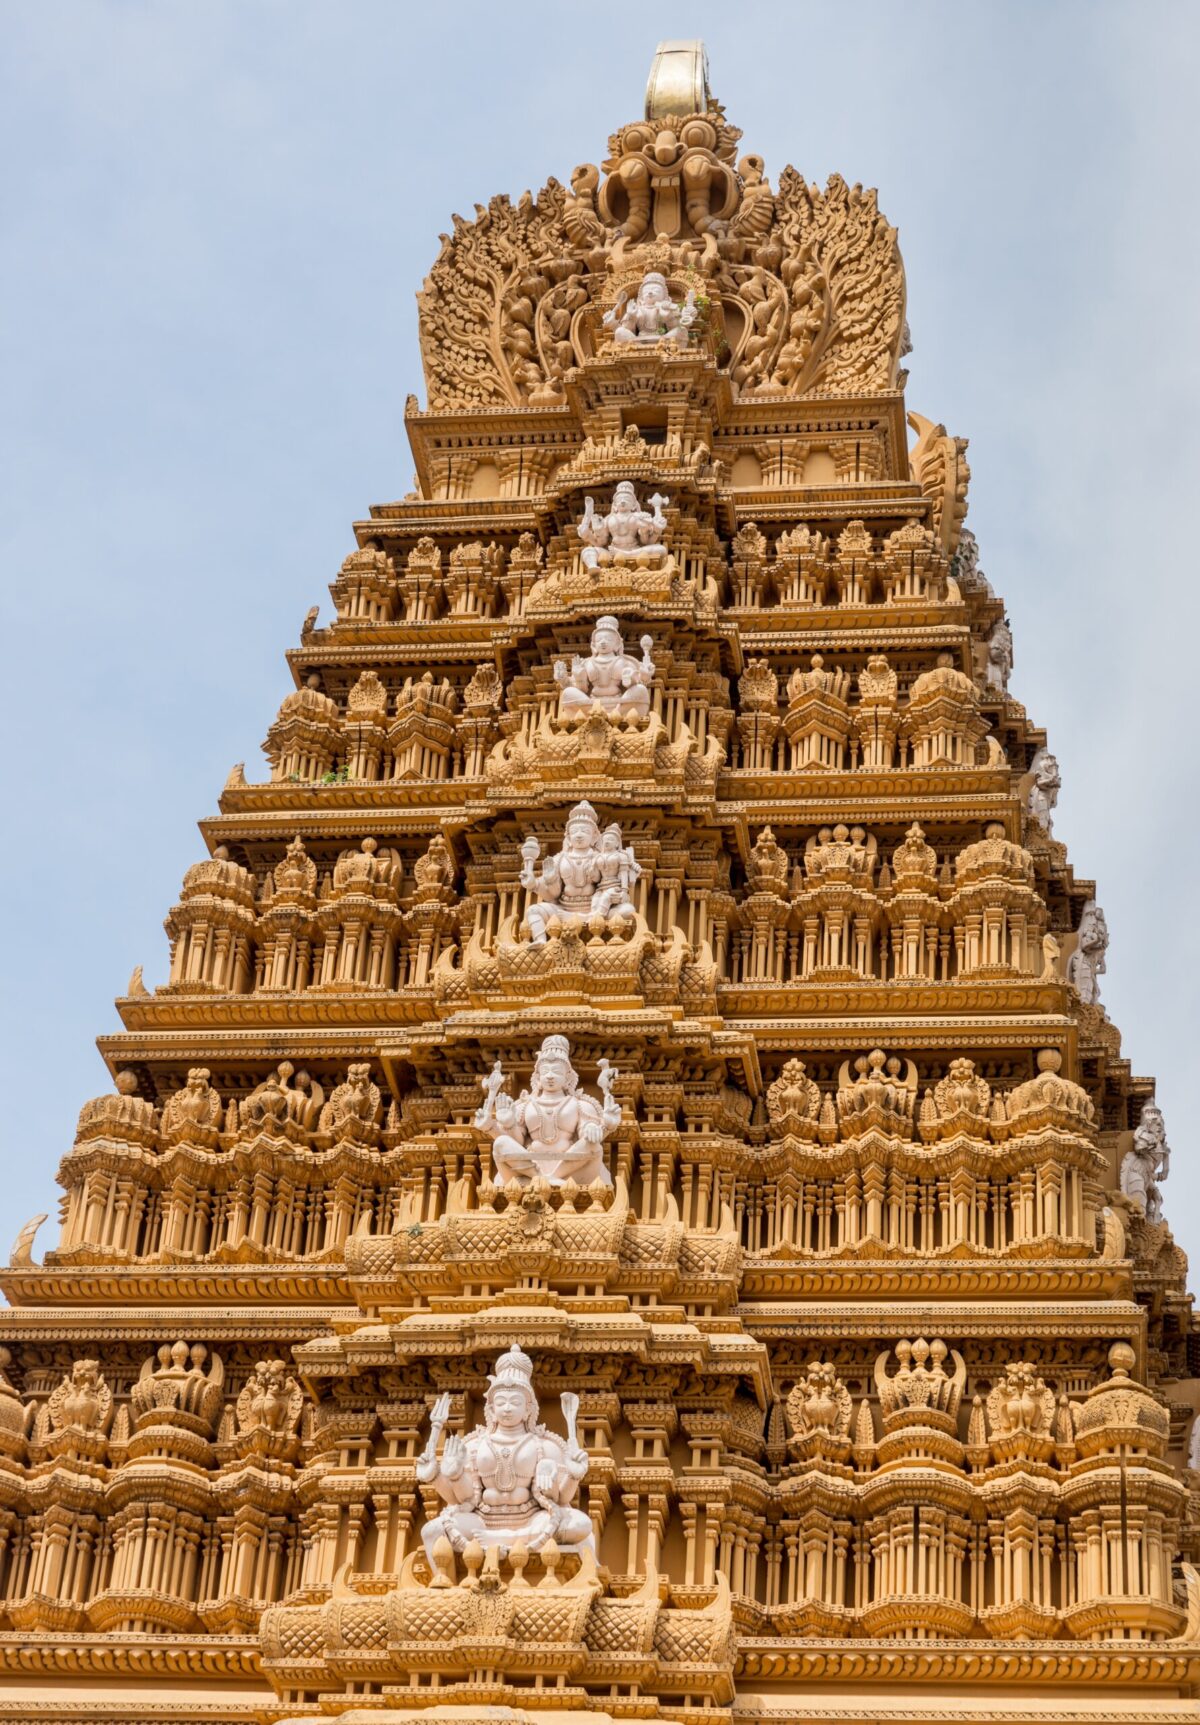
top-left (474, 1033), bottom-right (619, 1187)
top-left (416, 1343), bottom-right (594, 1563)
top-left (603, 269), bottom-right (697, 348)
top-left (518, 799), bottom-right (640, 944)
top-left (578, 482), bottom-right (668, 571)
top-left (555, 615), bottom-right (656, 721)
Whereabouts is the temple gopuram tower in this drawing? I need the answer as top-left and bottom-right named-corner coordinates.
top-left (3, 38), bottom-right (1199, 1725)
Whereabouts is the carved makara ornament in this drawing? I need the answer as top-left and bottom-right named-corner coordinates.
top-left (786, 1361), bottom-right (852, 1439)
top-left (236, 1359), bottom-right (303, 1437)
top-left (415, 1344), bottom-right (593, 1561)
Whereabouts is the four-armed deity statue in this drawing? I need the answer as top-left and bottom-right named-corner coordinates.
top-left (474, 1033), bottom-right (620, 1188)
top-left (518, 799), bottom-right (640, 944)
top-left (416, 1343), bottom-right (594, 1562)
top-left (555, 615), bottom-right (656, 720)
top-left (603, 270), bottom-right (698, 348)
top-left (578, 481), bottom-right (668, 569)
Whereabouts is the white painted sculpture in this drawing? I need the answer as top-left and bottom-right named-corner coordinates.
top-left (474, 1033), bottom-right (620, 1188)
top-left (1121, 1099), bottom-right (1170, 1224)
top-left (555, 616), bottom-right (656, 720)
top-left (578, 482), bottom-right (668, 569)
top-left (1026, 747), bottom-right (1061, 835)
top-left (519, 800), bottom-right (640, 943)
top-left (603, 270), bottom-right (697, 347)
top-left (416, 1343), bottom-right (594, 1561)
top-left (985, 618), bottom-right (1013, 692)
top-left (1067, 899), bottom-right (1108, 1006)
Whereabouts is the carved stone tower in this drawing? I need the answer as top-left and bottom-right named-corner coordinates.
top-left (3, 40), bottom-right (1198, 1725)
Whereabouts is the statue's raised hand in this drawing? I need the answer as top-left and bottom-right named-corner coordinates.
top-left (441, 1431), bottom-right (466, 1479)
top-left (419, 1390), bottom-right (452, 1466)
top-left (535, 1456), bottom-right (558, 1494)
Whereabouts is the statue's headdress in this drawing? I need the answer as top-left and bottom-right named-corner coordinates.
top-left (538, 1034), bottom-right (571, 1063)
top-left (485, 1345), bottom-right (538, 1417)
top-left (594, 615), bottom-right (621, 637)
top-left (566, 799), bottom-right (599, 831)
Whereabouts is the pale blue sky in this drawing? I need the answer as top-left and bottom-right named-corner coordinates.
top-left (2, 3), bottom-right (1198, 1270)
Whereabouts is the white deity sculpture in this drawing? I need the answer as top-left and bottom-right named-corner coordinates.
top-left (985, 618), bottom-right (1013, 692)
top-left (416, 1343), bottom-right (594, 1562)
top-left (519, 800), bottom-right (640, 944)
top-left (1121, 1099), bottom-right (1170, 1223)
top-left (578, 482), bottom-right (668, 570)
top-left (1067, 899), bottom-right (1108, 1006)
top-left (555, 616), bottom-right (656, 720)
top-left (1026, 747), bottom-right (1061, 835)
top-left (474, 1033), bottom-right (620, 1188)
top-left (603, 270), bottom-right (697, 348)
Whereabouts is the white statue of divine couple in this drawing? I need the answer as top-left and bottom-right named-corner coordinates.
top-left (518, 799), bottom-right (639, 945)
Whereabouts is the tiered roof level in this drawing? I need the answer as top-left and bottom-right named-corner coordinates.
top-left (1, 38), bottom-right (1198, 1725)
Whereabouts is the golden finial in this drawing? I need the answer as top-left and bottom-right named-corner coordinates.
top-left (644, 39), bottom-right (711, 119)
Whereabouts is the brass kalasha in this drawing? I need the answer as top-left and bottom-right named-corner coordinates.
top-left (0, 38), bottom-right (1196, 1725)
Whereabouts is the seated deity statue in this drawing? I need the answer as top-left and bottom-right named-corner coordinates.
top-left (474, 1033), bottom-right (620, 1188)
top-left (416, 1344), bottom-right (594, 1563)
top-left (519, 799), bottom-right (640, 944)
top-left (603, 271), bottom-right (697, 348)
top-left (554, 616), bottom-right (656, 720)
top-left (577, 481), bottom-right (668, 570)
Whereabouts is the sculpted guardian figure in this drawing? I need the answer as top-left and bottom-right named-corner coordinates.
top-left (416, 1343), bottom-right (594, 1561)
top-left (475, 1033), bottom-right (620, 1188)
top-left (578, 482), bottom-right (668, 570)
top-left (603, 270), bottom-right (697, 347)
top-left (519, 800), bottom-right (640, 943)
top-left (555, 616), bottom-right (656, 719)
top-left (1067, 899), bottom-right (1108, 1006)
top-left (1121, 1099), bottom-right (1170, 1223)
top-left (1026, 747), bottom-right (1061, 835)
top-left (985, 618), bottom-right (1014, 692)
